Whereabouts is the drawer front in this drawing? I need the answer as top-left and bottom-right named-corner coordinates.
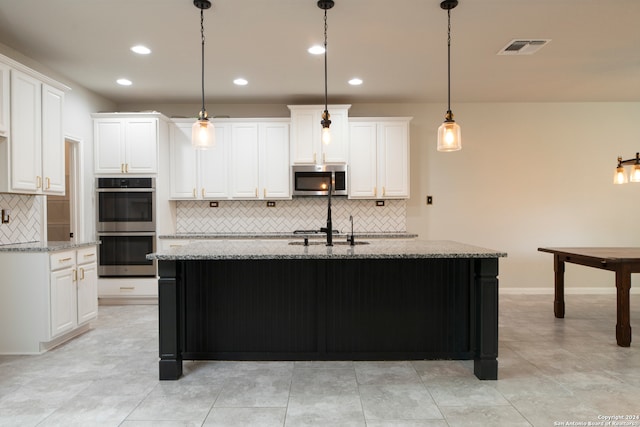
top-left (98, 280), bottom-right (158, 297)
top-left (160, 239), bottom-right (191, 251)
top-left (77, 246), bottom-right (98, 266)
top-left (50, 250), bottom-right (76, 271)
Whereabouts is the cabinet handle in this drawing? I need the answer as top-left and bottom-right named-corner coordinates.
top-left (79, 267), bottom-right (85, 280)
top-left (255, 188), bottom-right (258, 197)
top-left (125, 163), bottom-right (129, 173)
top-left (169, 244), bottom-right (183, 248)
top-left (313, 153), bottom-right (317, 164)
top-left (73, 269), bottom-right (77, 281)
top-left (83, 253), bottom-right (95, 258)
top-left (36, 176), bottom-right (42, 189)
top-left (202, 188), bottom-right (205, 198)
top-left (59, 257), bottom-right (72, 262)
top-left (120, 286), bottom-right (135, 290)
top-left (263, 188), bottom-right (266, 198)
top-left (374, 186), bottom-right (377, 196)
top-left (121, 164), bottom-right (125, 173)
top-left (383, 187), bottom-right (386, 197)
top-left (46, 177), bottom-right (51, 190)
top-left (193, 188), bottom-right (197, 198)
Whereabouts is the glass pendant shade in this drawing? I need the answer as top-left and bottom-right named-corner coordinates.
top-left (192, 118), bottom-right (215, 150)
top-left (630, 164), bottom-right (640, 182)
top-left (322, 126), bottom-right (332, 145)
top-left (437, 120), bottom-right (462, 152)
top-left (613, 166), bottom-right (628, 184)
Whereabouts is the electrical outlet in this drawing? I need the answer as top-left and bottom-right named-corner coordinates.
top-left (427, 196), bottom-right (433, 205)
top-left (375, 200), bottom-right (385, 207)
top-left (267, 201), bottom-right (276, 207)
top-left (209, 201), bottom-right (218, 208)
top-left (1, 209), bottom-right (10, 224)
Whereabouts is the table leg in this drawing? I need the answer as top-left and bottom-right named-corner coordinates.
top-left (615, 266), bottom-right (632, 347)
top-left (553, 255), bottom-right (565, 318)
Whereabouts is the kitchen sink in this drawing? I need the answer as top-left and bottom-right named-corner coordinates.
top-left (288, 241), bottom-right (369, 246)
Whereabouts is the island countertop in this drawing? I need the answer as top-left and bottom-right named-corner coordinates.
top-left (0, 240), bottom-right (100, 253)
top-left (147, 239), bottom-right (507, 261)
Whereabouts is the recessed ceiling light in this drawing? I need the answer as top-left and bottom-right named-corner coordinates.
top-left (348, 78), bottom-right (363, 86)
top-left (117, 78), bottom-right (132, 86)
top-left (131, 45), bottom-right (151, 55)
top-left (233, 78), bottom-right (248, 86)
top-left (308, 45), bottom-right (325, 55)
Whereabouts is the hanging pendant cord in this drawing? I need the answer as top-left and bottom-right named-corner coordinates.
top-left (200, 8), bottom-right (206, 118)
top-left (323, 9), bottom-right (329, 112)
top-left (447, 9), bottom-right (451, 113)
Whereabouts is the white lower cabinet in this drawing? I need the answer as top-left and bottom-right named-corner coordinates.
top-left (0, 245), bottom-right (98, 354)
top-left (348, 118), bottom-right (411, 199)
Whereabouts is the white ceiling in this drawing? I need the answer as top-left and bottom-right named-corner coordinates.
top-left (0, 0), bottom-right (638, 105)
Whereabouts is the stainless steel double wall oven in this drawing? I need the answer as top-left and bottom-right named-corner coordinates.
top-left (96, 177), bottom-right (156, 277)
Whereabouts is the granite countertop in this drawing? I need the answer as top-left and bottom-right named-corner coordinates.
top-left (0, 241), bottom-right (100, 253)
top-left (148, 239), bottom-right (507, 261)
top-left (159, 232), bottom-right (418, 240)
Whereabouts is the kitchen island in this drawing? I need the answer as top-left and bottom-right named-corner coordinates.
top-left (148, 239), bottom-right (506, 380)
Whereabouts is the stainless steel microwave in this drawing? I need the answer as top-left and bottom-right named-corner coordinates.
top-left (292, 164), bottom-right (347, 196)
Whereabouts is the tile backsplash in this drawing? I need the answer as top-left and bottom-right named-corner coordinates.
top-left (0, 194), bottom-right (42, 245)
top-left (176, 198), bottom-right (406, 234)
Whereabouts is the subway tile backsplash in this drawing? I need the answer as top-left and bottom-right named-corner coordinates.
top-left (0, 194), bottom-right (42, 245)
top-left (176, 198), bottom-right (406, 234)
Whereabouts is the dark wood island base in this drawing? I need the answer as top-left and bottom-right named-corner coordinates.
top-left (157, 255), bottom-right (500, 381)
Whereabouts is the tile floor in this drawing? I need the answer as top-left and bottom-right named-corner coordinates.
top-left (0, 294), bottom-right (638, 426)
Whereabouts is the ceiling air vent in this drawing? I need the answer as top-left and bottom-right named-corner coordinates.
top-left (498, 39), bottom-right (550, 55)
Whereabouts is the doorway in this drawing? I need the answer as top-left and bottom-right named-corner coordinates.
top-left (47, 137), bottom-right (81, 242)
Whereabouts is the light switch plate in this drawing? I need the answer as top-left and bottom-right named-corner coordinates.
top-left (1, 209), bottom-right (10, 224)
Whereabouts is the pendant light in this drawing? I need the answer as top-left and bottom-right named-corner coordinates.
top-left (318, 0), bottom-right (334, 147)
top-left (437, 0), bottom-right (462, 152)
top-left (192, 0), bottom-right (215, 150)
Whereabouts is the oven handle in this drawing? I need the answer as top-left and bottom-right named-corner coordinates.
top-left (97, 232), bottom-right (157, 237)
top-left (96, 188), bottom-right (155, 193)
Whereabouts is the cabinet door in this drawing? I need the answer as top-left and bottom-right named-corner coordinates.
top-left (125, 118), bottom-right (158, 173)
top-left (290, 109), bottom-right (317, 164)
top-left (169, 122), bottom-right (198, 198)
top-left (230, 123), bottom-right (259, 198)
top-left (94, 119), bottom-right (125, 174)
top-left (200, 123), bottom-right (230, 199)
top-left (0, 62), bottom-right (9, 136)
top-left (50, 267), bottom-right (76, 338)
top-left (260, 122), bottom-right (290, 199)
top-left (322, 108), bottom-right (349, 164)
top-left (42, 84), bottom-right (65, 194)
top-left (378, 121), bottom-right (409, 198)
top-left (348, 121), bottom-right (378, 199)
top-left (77, 262), bottom-right (98, 324)
top-left (10, 69), bottom-right (42, 192)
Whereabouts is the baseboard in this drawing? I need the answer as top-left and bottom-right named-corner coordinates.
top-left (500, 287), bottom-right (640, 295)
top-left (98, 297), bottom-right (158, 305)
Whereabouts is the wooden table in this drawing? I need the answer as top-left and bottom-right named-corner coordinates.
top-left (538, 247), bottom-right (640, 347)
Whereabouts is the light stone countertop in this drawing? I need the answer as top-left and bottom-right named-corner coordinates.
top-left (147, 239), bottom-right (507, 261)
top-left (0, 241), bottom-right (100, 253)
top-left (159, 232), bottom-right (418, 240)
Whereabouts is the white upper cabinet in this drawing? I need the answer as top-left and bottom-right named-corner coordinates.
top-left (348, 118), bottom-right (411, 199)
top-left (288, 105), bottom-right (350, 165)
top-left (93, 113), bottom-right (163, 175)
top-left (169, 119), bottom-right (229, 200)
top-left (229, 120), bottom-right (290, 200)
top-left (0, 69), bottom-right (65, 195)
top-left (0, 62), bottom-right (9, 136)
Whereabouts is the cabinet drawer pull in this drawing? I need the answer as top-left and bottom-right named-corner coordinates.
top-left (193, 188), bottom-right (197, 198)
top-left (79, 267), bottom-right (85, 280)
top-left (125, 163), bottom-right (129, 173)
top-left (169, 244), bottom-right (183, 248)
top-left (73, 269), bottom-right (77, 281)
top-left (202, 188), bottom-right (205, 198)
top-left (255, 188), bottom-right (258, 197)
top-left (373, 186), bottom-right (377, 196)
top-left (59, 257), bottom-right (72, 262)
top-left (46, 177), bottom-right (51, 190)
top-left (120, 286), bottom-right (135, 290)
top-left (36, 176), bottom-right (42, 189)
top-left (83, 253), bottom-right (95, 258)
top-left (263, 188), bottom-right (266, 198)
top-left (121, 164), bottom-right (125, 173)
